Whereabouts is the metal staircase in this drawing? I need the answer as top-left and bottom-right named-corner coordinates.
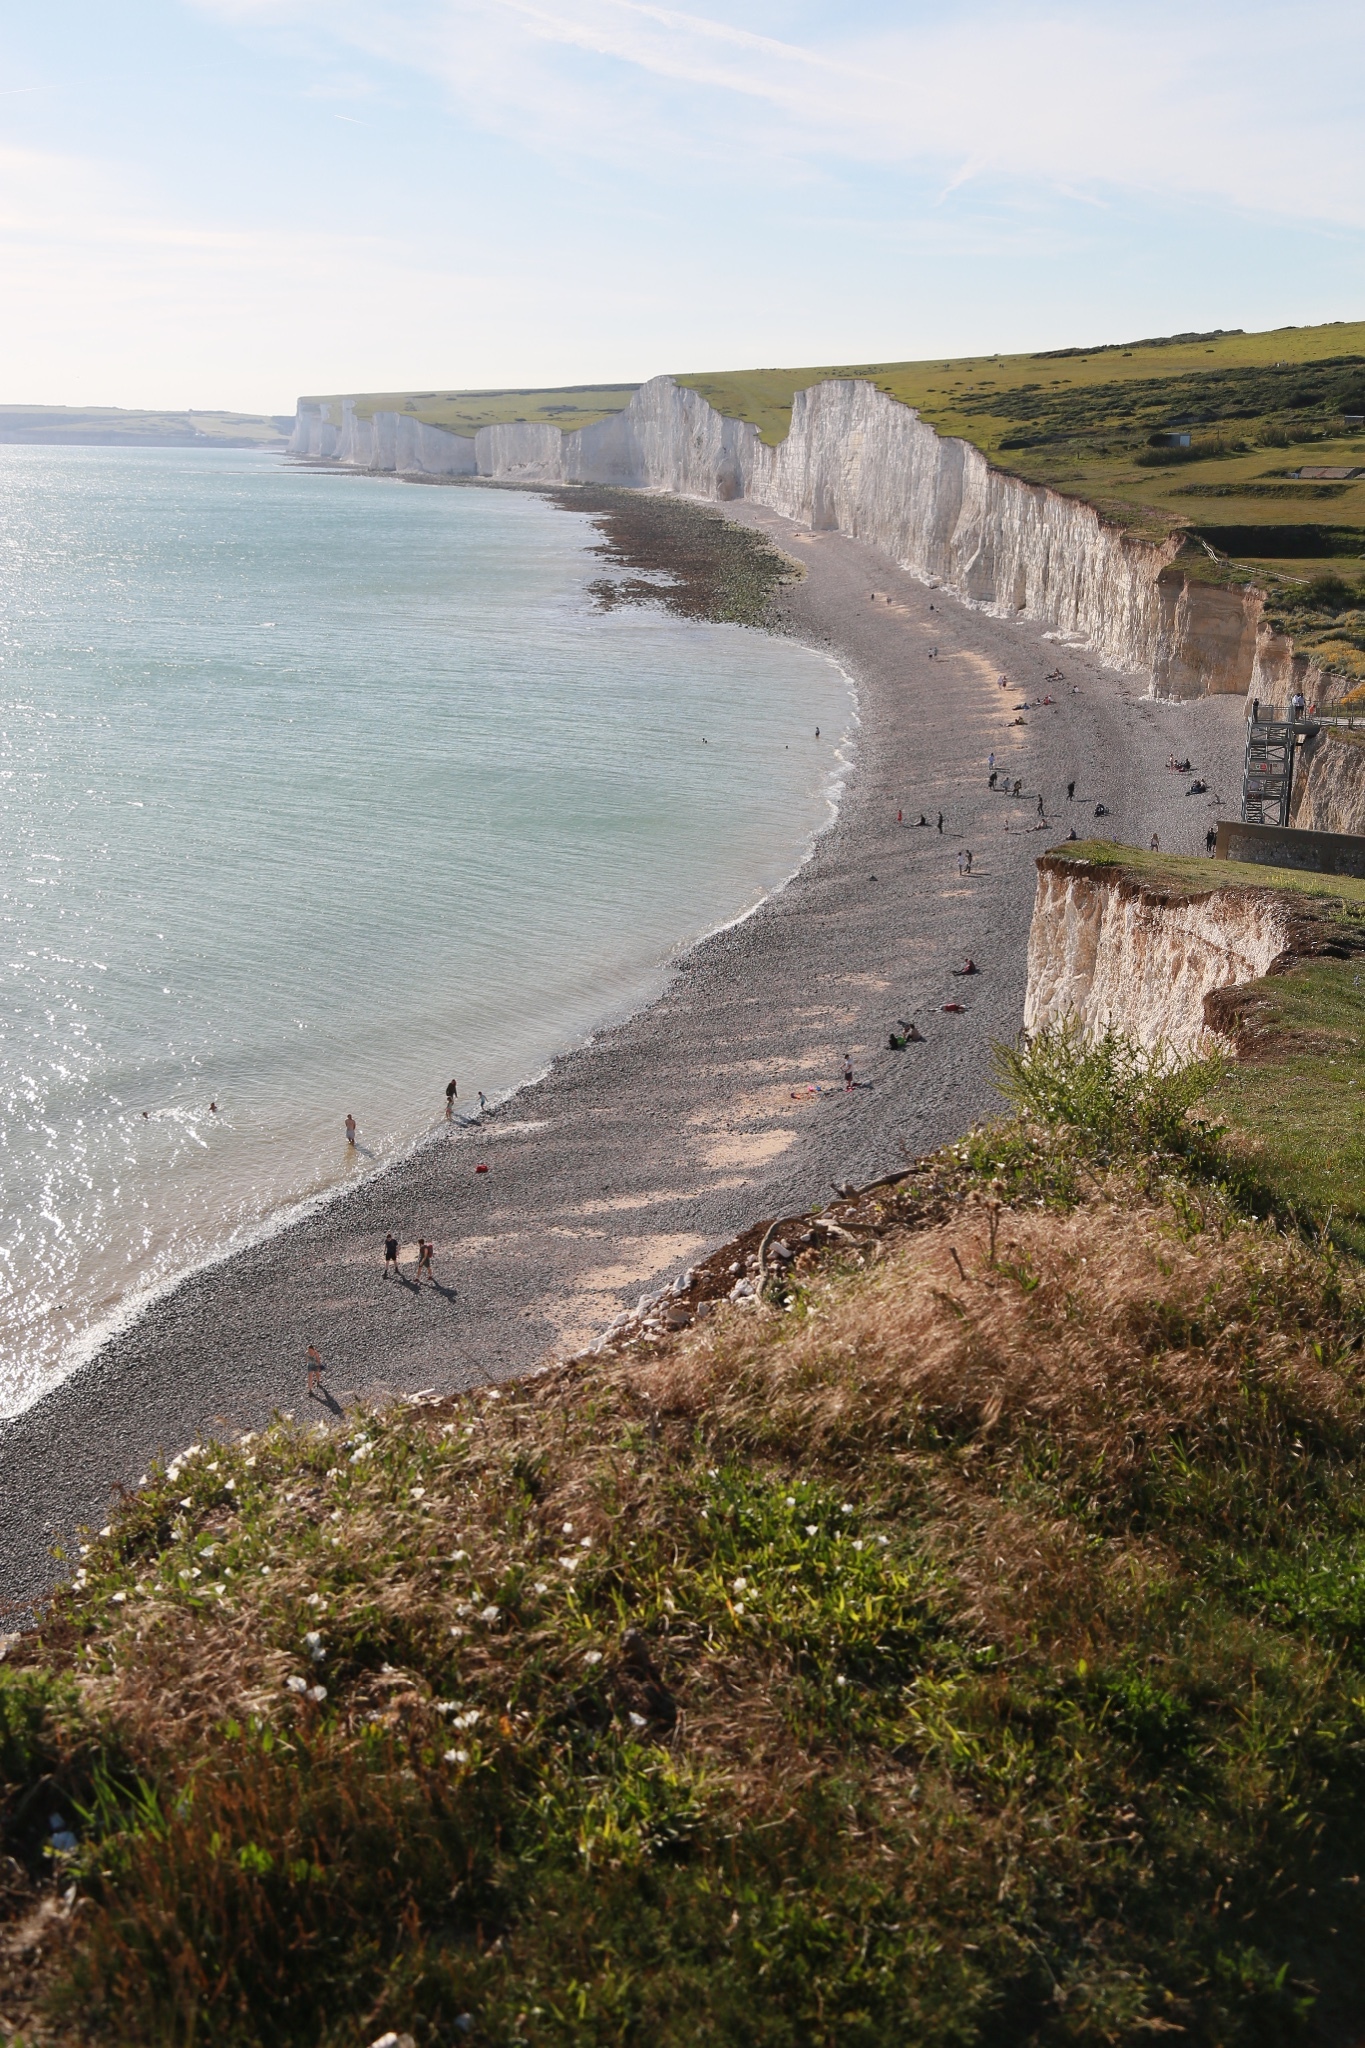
top-left (1242, 718), bottom-right (1315, 826)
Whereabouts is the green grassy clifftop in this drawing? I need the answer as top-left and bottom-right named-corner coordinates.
top-left (11, 890), bottom-right (1365, 2041)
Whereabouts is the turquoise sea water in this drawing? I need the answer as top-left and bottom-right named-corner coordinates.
top-left (0, 449), bottom-right (851, 1414)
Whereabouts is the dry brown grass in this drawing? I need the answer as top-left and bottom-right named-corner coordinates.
top-left (11, 1162), bottom-right (1365, 2046)
top-left (620, 1193), bottom-right (1362, 1503)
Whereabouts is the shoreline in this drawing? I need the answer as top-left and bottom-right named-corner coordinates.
top-left (0, 488), bottom-right (1249, 1613)
top-left (28, 660), bottom-right (858, 1434)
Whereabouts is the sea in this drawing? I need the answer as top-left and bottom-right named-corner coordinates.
top-left (0, 447), bottom-right (852, 1417)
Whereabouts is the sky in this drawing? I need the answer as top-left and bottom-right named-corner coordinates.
top-left (0, 0), bottom-right (1361, 414)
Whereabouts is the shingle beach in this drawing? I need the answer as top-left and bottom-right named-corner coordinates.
top-left (0, 490), bottom-right (1247, 1612)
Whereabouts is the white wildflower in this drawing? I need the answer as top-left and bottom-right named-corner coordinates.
top-left (533, 1581), bottom-right (549, 1595)
top-left (562, 1522), bottom-right (574, 1535)
top-left (304, 1632), bottom-right (325, 1661)
top-left (449, 1626), bottom-right (465, 1639)
top-left (444, 1749), bottom-right (469, 1765)
top-left (583, 1650), bottom-right (603, 1665)
top-left (805, 1524), bottom-right (818, 1537)
top-left (629, 1712), bottom-right (647, 1729)
top-left (785, 1497), bottom-right (795, 1509)
top-left (110, 1591), bottom-right (127, 1604)
top-left (841, 1504), bottom-right (854, 1515)
top-left (285, 1676), bottom-right (308, 1694)
top-left (732, 1577), bottom-right (748, 1593)
top-left (410, 1486), bottom-right (426, 1500)
top-left (579, 1536), bottom-right (591, 1549)
top-left (478, 1605), bottom-right (500, 1625)
top-left (307, 1684), bottom-right (327, 1703)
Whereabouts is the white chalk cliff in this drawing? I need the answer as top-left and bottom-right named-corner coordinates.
top-left (290, 377), bottom-right (1292, 704)
top-left (1024, 858), bottom-right (1295, 1056)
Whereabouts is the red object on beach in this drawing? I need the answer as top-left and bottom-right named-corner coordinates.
top-left (942, 1002), bottom-right (966, 1013)
top-left (475, 1163), bottom-right (490, 1173)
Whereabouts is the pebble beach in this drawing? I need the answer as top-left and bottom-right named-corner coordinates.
top-left (0, 488), bottom-right (1248, 1613)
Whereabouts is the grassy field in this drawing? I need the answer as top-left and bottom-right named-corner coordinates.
top-left (677, 322), bottom-right (1365, 602)
top-left (0, 407), bottom-right (291, 448)
top-left (299, 385), bottom-right (639, 437)
top-left (12, 918), bottom-right (1365, 2040)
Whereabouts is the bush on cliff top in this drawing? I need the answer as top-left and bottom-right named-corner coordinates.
top-left (6, 1037), bottom-right (1365, 2046)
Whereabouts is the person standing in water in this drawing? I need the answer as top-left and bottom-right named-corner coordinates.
top-left (344, 1113), bottom-right (357, 1147)
top-left (445, 1078), bottom-right (458, 1121)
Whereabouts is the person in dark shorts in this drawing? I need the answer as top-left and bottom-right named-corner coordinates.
top-left (384, 1232), bottom-right (399, 1277)
top-left (416, 1239), bottom-right (434, 1284)
top-left (445, 1079), bottom-right (458, 1120)
top-left (306, 1344), bottom-right (326, 1395)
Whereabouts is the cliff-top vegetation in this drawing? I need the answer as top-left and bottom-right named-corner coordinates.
top-left (9, 995), bottom-right (1365, 2045)
top-left (678, 320), bottom-right (1365, 589)
top-left (297, 385), bottom-right (640, 439)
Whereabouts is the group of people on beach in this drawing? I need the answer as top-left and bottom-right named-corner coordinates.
top-left (384, 1231), bottom-right (436, 1285)
top-left (341, 1076), bottom-right (491, 1157)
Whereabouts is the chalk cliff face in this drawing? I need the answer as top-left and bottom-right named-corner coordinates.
top-left (288, 377), bottom-right (1279, 702)
top-left (1024, 858), bottom-right (1294, 1056)
top-left (1289, 728), bottom-right (1365, 836)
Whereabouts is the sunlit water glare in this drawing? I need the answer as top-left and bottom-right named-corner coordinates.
top-left (0, 448), bottom-right (851, 1414)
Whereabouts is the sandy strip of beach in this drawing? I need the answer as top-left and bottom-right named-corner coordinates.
top-left (0, 495), bottom-right (1247, 1612)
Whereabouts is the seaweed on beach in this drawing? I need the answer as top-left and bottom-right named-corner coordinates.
top-left (547, 485), bottom-right (801, 628)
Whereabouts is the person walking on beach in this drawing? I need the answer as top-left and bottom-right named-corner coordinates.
top-left (1036, 794), bottom-right (1045, 820)
top-left (416, 1239), bottom-right (434, 1285)
top-left (1150, 833), bottom-right (1160, 853)
top-left (384, 1231), bottom-right (399, 1277)
top-left (306, 1344), bottom-right (326, 1396)
top-left (1067, 780), bottom-right (1075, 802)
top-left (344, 1113), bottom-right (357, 1147)
top-left (989, 770), bottom-right (998, 790)
top-left (478, 1090), bottom-right (488, 1113)
top-left (445, 1078), bottom-right (458, 1121)
top-left (843, 1054), bottom-right (854, 1092)
top-left (964, 849), bottom-right (973, 875)
top-left (1206, 827), bottom-right (1218, 854)
top-left (897, 809), bottom-right (903, 824)
top-left (956, 849), bottom-right (965, 876)
top-left (936, 812), bottom-right (943, 834)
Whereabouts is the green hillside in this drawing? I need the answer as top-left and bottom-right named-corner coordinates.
top-left (0, 406), bottom-right (291, 448)
top-left (677, 321), bottom-right (1365, 592)
top-left (299, 383), bottom-right (639, 437)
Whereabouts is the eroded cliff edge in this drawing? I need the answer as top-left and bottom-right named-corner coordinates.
top-left (1023, 848), bottom-right (1365, 1055)
top-left (292, 377), bottom-right (1297, 704)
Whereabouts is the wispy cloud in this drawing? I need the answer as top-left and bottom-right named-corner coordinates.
top-left (191, 0), bottom-right (1365, 228)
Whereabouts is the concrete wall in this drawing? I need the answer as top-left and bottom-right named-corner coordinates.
top-left (1216, 818), bottom-right (1365, 879)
